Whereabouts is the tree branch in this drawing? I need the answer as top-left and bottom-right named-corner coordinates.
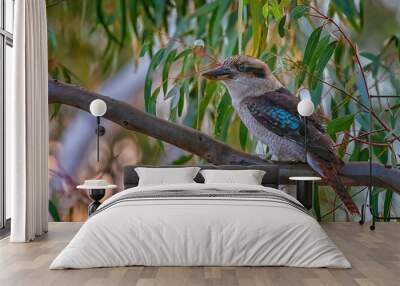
top-left (48, 79), bottom-right (266, 166)
top-left (48, 79), bottom-right (400, 194)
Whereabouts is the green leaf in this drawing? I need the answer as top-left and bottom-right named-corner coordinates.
top-left (359, 0), bottom-right (365, 29)
top-left (290, 5), bottom-right (309, 20)
top-left (361, 51), bottom-right (380, 76)
top-left (332, 0), bottom-right (361, 32)
top-left (359, 148), bottom-right (370, 161)
top-left (169, 85), bottom-right (181, 122)
top-left (383, 191), bottom-right (393, 221)
top-left (262, 2), bottom-right (269, 22)
top-left (356, 72), bottom-right (369, 106)
top-left (199, 82), bottom-right (217, 124)
top-left (144, 77), bottom-right (152, 113)
top-left (174, 48), bottom-right (192, 61)
top-left (303, 26), bottom-right (323, 65)
top-left (209, 0), bottom-right (231, 47)
top-left (162, 50), bottom-right (177, 95)
top-left (153, 0), bottom-right (166, 27)
top-left (96, 0), bottom-right (121, 45)
top-left (316, 41), bottom-right (337, 72)
top-left (128, 0), bottom-right (139, 37)
top-left (144, 48), bottom-right (166, 113)
top-left (350, 143), bottom-right (369, 162)
top-left (182, 0), bottom-right (219, 20)
top-left (61, 66), bottom-right (72, 83)
top-left (150, 48), bottom-right (166, 70)
top-left (239, 120), bottom-right (248, 150)
top-left (165, 84), bottom-right (180, 100)
top-left (310, 41), bottom-right (337, 89)
top-left (172, 154), bottom-right (194, 165)
top-left (47, 27), bottom-right (57, 49)
top-left (119, 0), bottom-right (127, 46)
top-left (215, 93), bottom-right (234, 141)
top-left (265, 45), bottom-right (277, 70)
top-left (139, 43), bottom-right (149, 57)
top-left (326, 114), bottom-right (355, 139)
top-left (49, 200), bottom-right (60, 222)
top-left (157, 139), bottom-right (165, 153)
top-left (270, 0), bottom-right (283, 21)
top-left (249, 0), bottom-right (262, 56)
top-left (310, 80), bottom-right (323, 106)
top-left (308, 35), bottom-right (330, 70)
top-left (370, 187), bottom-right (384, 219)
top-left (295, 67), bottom-right (307, 89)
top-left (147, 86), bottom-right (160, 115)
top-left (51, 103), bottom-right (62, 120)
top-left (178, 80), bottom-right (188, 117)
top-left (372, 132), bottom-right (388, 164)
top-left (296, 26), bottom-right (323, 88)
top-left (278, 15), bottom-right (286, 38)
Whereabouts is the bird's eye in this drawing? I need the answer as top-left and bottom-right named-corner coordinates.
top-left (237, 65), bottom-right (246, 72)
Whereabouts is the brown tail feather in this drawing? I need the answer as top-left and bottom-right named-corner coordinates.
top-left (307, 154), bottom-right (360, 215)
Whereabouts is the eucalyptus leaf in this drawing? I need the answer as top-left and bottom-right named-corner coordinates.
top-left (327, 114), bottom-right (355, 139)
top-left (310, 41), bottom-right (337, 89)
top-left (290, 5), bottom-right (309, 20)
top-left (215, 93), bottom-right (233, 141)
top-left (51, 103), bottom-right (62, 120)
top-left (172, 154), bottom-right (194, 165)
top-left (96, 0), bottom-right (121, 45)
top-left (139, 43), bottom-right (149, 57)
top-left (249, 0), bottom-right (262, 56)
top-left (278, 15), bottom-right (286, 38)
top-left (303, 26), bottom-right (323, 65)
top-left (239, 120), bottom-right (248, 150)
top-left (165, 84), bottom-right (180, 100)
top-left (162, 50), bottom-right (177, 95)
top-left (270, 0), bottom-right (283, 21)
top-left (262, 2), bottom-right (269, 22)
top-left (383, 191), bottom-right (393, 221)
top-left (49, 200), bottom-right (61, 222)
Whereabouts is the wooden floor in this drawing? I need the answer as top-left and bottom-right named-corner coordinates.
top-left (0, 222), bottom-right (399, 286)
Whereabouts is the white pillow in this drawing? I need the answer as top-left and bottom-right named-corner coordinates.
top-left (200, 169), bottom-right (266, 185)
top-left (135, 167), bottom-right (200, 186)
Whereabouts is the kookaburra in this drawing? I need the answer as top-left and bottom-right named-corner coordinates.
top-left (202, 55), bottom-right (359, 215)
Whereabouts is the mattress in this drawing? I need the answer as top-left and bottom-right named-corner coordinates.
top-left (50, 183), bottom-right (351, 269)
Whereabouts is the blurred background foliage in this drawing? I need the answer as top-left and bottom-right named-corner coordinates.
top-left (47, 0), bottom-right (400, 222)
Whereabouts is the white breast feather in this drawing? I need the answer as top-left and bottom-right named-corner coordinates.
top-left (235, 103), bottom-right (305, 162)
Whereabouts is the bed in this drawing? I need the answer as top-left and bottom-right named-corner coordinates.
top-left (50, 165), bottom-right (351, 269)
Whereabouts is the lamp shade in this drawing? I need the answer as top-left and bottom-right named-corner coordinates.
top-left (297, 99), bottom-right (314, 117)
top-left (89, 99), bottom-right (107, 117)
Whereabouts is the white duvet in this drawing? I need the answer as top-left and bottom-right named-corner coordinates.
top-left (50, 183), bottom-right (351, 269)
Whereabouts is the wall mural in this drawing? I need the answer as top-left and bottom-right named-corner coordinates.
top-left (47, 0), bottom-right (400, 222)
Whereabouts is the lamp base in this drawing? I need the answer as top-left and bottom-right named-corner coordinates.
top-left (296, 180), bottom-right (313, 210)
top-left (88, 188), bottom-right (105, 216)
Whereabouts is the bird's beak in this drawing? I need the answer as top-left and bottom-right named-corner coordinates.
top-left (202, 66), bottom-right (234, 80)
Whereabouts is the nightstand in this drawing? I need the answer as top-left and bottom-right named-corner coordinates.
top-left (289, 176), bottom-right (321, 210)
top-left (77, 180), bottom-right (117, 216)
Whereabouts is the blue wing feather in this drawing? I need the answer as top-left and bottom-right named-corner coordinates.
top-left (243, 90), bottom-right (337, 163)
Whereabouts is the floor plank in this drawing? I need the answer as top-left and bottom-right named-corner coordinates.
top-left (0, 222), bottom-right (399, 286)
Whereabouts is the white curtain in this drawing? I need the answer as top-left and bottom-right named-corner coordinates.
top-left (7, 0), bottom-right (49, 242)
